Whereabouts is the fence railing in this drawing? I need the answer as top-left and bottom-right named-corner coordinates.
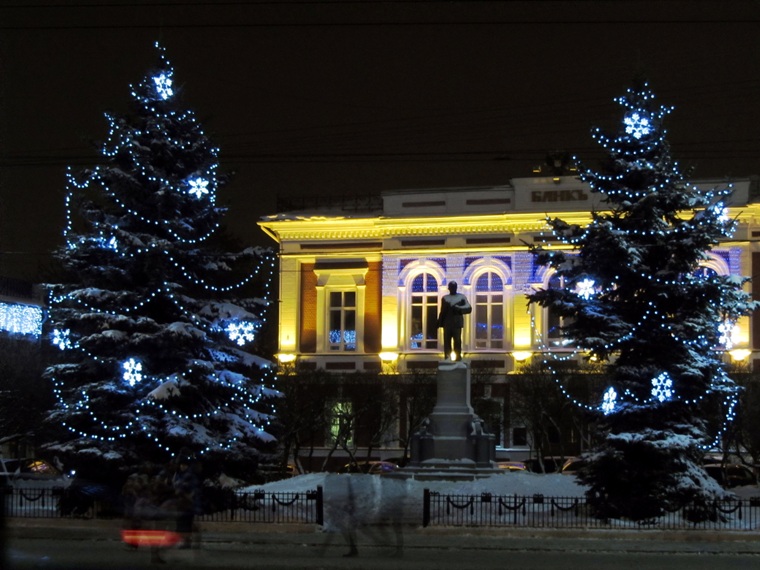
top-left (198, 489), bottom-right (323, 524)
top-left (8, 486), bottom-right (760, 532)
top-left (423, 490), bottom-right (760, 530)
top-left (1, 486), bottom-right (324, 526)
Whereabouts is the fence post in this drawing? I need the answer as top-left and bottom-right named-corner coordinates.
top-left (423, 488), bottom-right (430, 527)
top-left (315, 485), bottom-right (323, 526)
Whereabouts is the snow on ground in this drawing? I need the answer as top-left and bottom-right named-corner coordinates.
top-left (247, 470), bottom-right (586, 498)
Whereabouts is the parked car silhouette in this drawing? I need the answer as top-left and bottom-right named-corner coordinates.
top-left (495, 461), bottom-right (528, 472)
top-left (703, 463), bottom-right (757, 488)
top-left (339, 461), bottom-right (398, 474)
top-left (0, 458), bottom-right (71, 489)
top-left (560, 457), bottom-right (586, 476)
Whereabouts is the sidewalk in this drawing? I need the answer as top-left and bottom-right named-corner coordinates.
top-left (6, 516), bottom-right (760, 554)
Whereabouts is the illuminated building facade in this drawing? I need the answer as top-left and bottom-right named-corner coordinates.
top-left (259, 175), bottom-right (760, 462)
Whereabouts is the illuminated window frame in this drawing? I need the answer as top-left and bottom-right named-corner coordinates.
top-left (465, 261), bottom-right (511, 352)
top-left (327, 289), bottom-right (357, 352)
top-left (314, 264), bottom-right (367, 354)
top-left (406, 271), bottom-right (441, 352)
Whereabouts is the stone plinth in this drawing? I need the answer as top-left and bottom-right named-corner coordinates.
top-left (394, 361), bottom-right (500, 481)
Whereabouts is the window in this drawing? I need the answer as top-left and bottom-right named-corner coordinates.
top-left (473, 272), bottom-right (504, 349)
top-left (328, 400), bottom-right (354, 447)
top-left (410, 273), bottom-right (439, 350)
top-left (512, 426), bottom-right (528, 447)
top-left (546, 274), bottom-right (575, 347)
top-left (328, 290), bottom-right (356, 351)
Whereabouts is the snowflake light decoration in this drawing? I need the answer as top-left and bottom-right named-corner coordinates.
top-left (601, 387), bottom-right (617, 415)
top-left (52, 328), bottom-right (72, 351)
top-left (122, 358), bottom-right (143, 387)
top-left (187, 177), bottom-right (210, 199)
top-left (712, 202), bottom-right (729, 224)
top-left (226, 321), bottom-right (257, 346)
top-left (624, 112), bottom-right (652, 139)
top-left (153, 72), bottom-right (173, 100)
top-left (651, 372), bottom-right (674, 403)
top-left (575, 278), bottom-right (596, 300)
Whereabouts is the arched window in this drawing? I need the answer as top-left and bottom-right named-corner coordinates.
top-left (473, 271), bottom-right (505, 350)
top-left (546, 273), bottom-right (575, 347)
top-left (409, 272), bottom-right (439, 350)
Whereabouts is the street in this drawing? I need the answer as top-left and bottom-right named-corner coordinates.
top-left (5, 522), bottom-right (760, 570)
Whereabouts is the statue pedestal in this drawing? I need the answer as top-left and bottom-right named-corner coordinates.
top-left (396, 361), bottom-right (500, 481)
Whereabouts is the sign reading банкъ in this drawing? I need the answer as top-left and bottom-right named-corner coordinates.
top-left (512, 177), bottom-right (603, 212)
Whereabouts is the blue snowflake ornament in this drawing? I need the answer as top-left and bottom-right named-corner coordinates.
top-left (187, 177), bottom-right (210, 199)
top-left (52, 328), bottom-right (72, 350)
top-left (153, 72), bottom-right (174, 100)
top-left (226, 321), bottom-right (257, 346)
top-left (601, 387), bottom-right (617, 415)
top-left (624, 112), bottom-right (652, 139)
top-left (651, 372), bottom-right (674, 403)
top-left (575, 278), bottom-right (596, 300)
top-left (122, 358), bottom-right (143, 387)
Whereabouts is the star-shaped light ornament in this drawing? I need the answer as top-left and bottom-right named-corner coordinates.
top-left (651, 372), bottom-right (674, 403)
top-left (601, 387), bottom-right (617, 415)
top-left (153, 72), bottom-right (174, 100)
top-left (575, 278), bottom-right (596, 300)
top-left (624, 111), bottom-right (652, 139)
top-left (187, 177), bottom-right (210, 199)
top-left (122, 358), bottom-right (143, 387)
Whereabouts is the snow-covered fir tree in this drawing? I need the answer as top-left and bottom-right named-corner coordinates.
top-left (43, 43), bottom-right (278, 482)
top-left (528, 78), bottom-right (757, 520)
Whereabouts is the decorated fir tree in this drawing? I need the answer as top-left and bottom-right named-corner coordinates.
top-left (529, 79), bottom-right (757, 520)
top-left (43, 44), bottom-right (278, 482)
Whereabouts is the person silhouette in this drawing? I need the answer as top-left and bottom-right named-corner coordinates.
top-left (436, 281), bottom-right (471, 361)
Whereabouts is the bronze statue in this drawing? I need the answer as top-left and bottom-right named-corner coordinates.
top-left (436, 281), bottom-right (471, 361)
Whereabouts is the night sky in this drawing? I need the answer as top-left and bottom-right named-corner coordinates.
top-left (1, 1), bottom-right (759, 280)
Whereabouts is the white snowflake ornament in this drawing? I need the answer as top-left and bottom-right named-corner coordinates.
top-left (226, 321), bottom-right (257, 346)
top-left (187, 177), bottom-right (210, 199)
top-left (575, 278), bottom-right (596, 300)
top-left (153, 72), bottom-right (173, 100)
top-left (602, 387), bottom-right (617, 415)
top-left (651, 372), bottom-right (674, 403)
top-left (624, 111), bottom-right (652, 139)
top-left (122, 358), bottom-right (143, 387)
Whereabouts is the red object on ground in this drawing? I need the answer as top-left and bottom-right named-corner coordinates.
top-left (121, 529), bottom-right (183, 547)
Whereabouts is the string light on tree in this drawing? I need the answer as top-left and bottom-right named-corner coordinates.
top-left (42, 42), bottom-right (278, 475)
top-left (528, 78), bottom-right (757, 520)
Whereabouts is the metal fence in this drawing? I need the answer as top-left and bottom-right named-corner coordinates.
top-left (423, 490), bottom-right (760, 530)
top-left (198, 489), bottom-right (323, 524)
top-left (2, 486), bottom-right (324, 526)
